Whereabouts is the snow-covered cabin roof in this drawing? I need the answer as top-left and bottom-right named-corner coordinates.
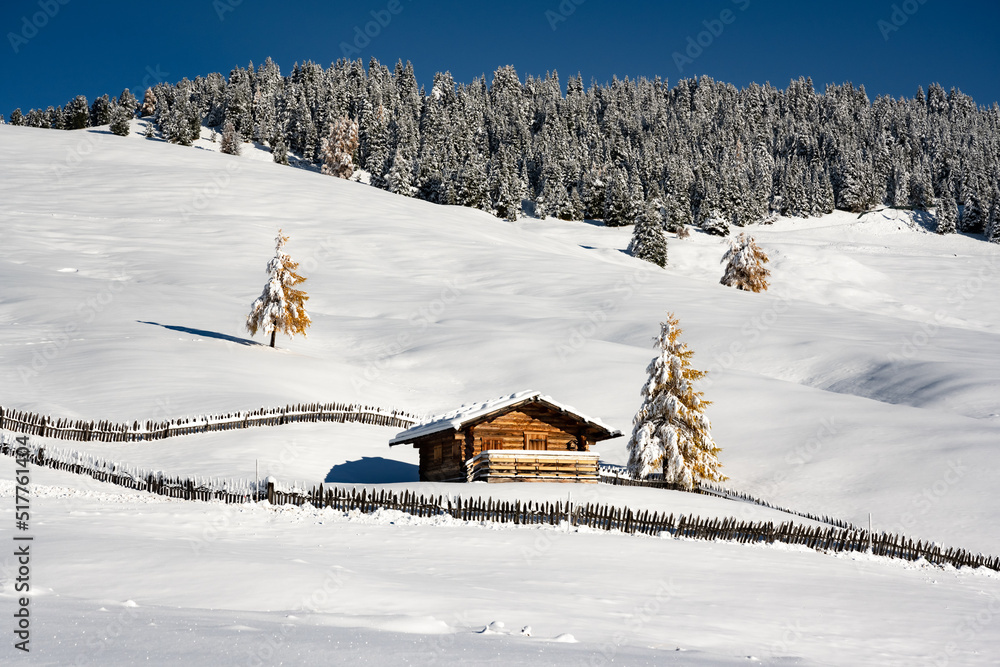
top-left (389, 390), bottom-right (621, 446)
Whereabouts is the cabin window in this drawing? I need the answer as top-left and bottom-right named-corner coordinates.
top-left (483, 438), bottom-right (504, 451)
top-left (525, 432), bottom-right (547, 450)
top-left (431, 445), bottom-right (442, 463)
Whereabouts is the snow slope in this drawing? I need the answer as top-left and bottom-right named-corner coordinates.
top-left (1, 124), bottom-right (1000, 664)
top-left (2, 458), bottom-right (999, 666)
top-left (2, 124), bottom-right (998, 549)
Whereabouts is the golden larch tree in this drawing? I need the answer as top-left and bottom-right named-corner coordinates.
top-left (321, 117), bottom-right (359, 179)
top-left (246, 229), bottom-right (311, 348)
top-left (720, 233), bottom-right (770, 292)
top-left (626, 313), bottom-right (725, 489)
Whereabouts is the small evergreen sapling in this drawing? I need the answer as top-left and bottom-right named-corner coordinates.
top-left (628, 201), bottom-right (668, 267)
top-left (720, 233), bottom-right (770, 292)
top-left (246, 230), bottom-right (311, 348)
top-left (626, 313), bottom-right (725, 489)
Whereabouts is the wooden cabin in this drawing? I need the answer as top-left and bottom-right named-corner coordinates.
top-left (389, 391), bottom-right (621, 483)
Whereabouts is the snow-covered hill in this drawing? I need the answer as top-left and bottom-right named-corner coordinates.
top-left (2, 124), bottom-right (999, 665)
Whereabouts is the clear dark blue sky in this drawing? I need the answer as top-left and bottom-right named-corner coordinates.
top-left (2, 0), bottom-right (998, 116)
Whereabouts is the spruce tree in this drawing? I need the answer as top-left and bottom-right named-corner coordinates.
top-left (246, 230), bottom-right (311, 348)
top-left (90, 95), bottom-right (112, 127)
top-left (935, 193), bottom-right (958, 235)
top-left (986, 188), bottom-right (1000, 244)
top-left (960, 191), bottom-right (986, 233)
top-left (220, 120), bottom-right (242, 155)
top-left (488, 147), bottom-right (522, 220)
top-left (65, 95), bottom-right (90, 129)
top-left (271, 134), bottom-right (289, 165)
top-left (109, 104), bottom-right (132, 137)
top-left (626, 313), bottom-right (725, 488)
top-left (628, 201), bottom-right (668, 267)
top-left (386, 146), bottom-right (414, 196)
top-left (720, 233), bottom-right (770, 292)
top-left (603, 167), bottom-right (639, 227)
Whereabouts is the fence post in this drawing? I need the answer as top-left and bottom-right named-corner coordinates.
top-left (267, 481), bottom-right (275, 505)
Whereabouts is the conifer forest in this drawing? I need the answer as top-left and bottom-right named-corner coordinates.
top-left (8, 57), bottom-right (1000, 242)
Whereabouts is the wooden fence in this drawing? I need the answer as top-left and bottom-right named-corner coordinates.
top-left (598, 464), bottom-right (859, 530)
top-left (0, 402), bottom-right (420, 443)
top-left (266, 483), bottom-right (1000, 572)
top-left (4, 436), bottom-right (997, 573)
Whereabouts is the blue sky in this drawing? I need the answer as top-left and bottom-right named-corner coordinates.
top-left (2, 0), bottom-right (998, 116)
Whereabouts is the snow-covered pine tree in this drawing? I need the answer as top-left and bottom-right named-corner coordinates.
top-left (386, 146), bottom-right (414, 197)
top-left (720, 233), bottom-right (770, 292)
top-left (109, 103), bottom-right (132, 137)
top-left (321, 117), bottom-right (360, 179)
top-left (117, 89), bottom-right (138, 116)
top-left (220, 120), bottom-right (242, 155)
top-left (271, 134), bottom-right (289, 165)
top-left (488, 146), bottom-right (522, 220)
top-left (246, 230), bottom-right (311, 348)
top-left (65, 95), bottom-right (90, 129)
top-left (626, 313), bottom-right (725, 488)
top-left (699, 208), bottom-right (730, 236)
top-left (935, 192), bottom-right (958, 234)
top-left (628, 200), bottom-right (668, 267)
top-left (89, 95), bottom-right (112, 127)
top-left (986, 187), bottom-right (1000, 244)
top-left (603, 167), bottom-right (639, 227)
top-left (959, 191), bottom-right (985, 233)
top-left (908, 171), bottom-right (934, 210)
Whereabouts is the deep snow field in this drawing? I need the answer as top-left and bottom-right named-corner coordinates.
top-left (1, 123), bottom-right (999, 665)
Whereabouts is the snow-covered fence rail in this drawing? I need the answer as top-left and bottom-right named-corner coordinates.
top-left (0, 435), bottom-right (258, 502)
top-left (5, 435), bottom-right (996, 572)
top-left (265, 483), bottom-right (1000, 572)
top-left (597, 463), bottom-right (859, 530)
top-left (0, 402), bottom-right (420, 443)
